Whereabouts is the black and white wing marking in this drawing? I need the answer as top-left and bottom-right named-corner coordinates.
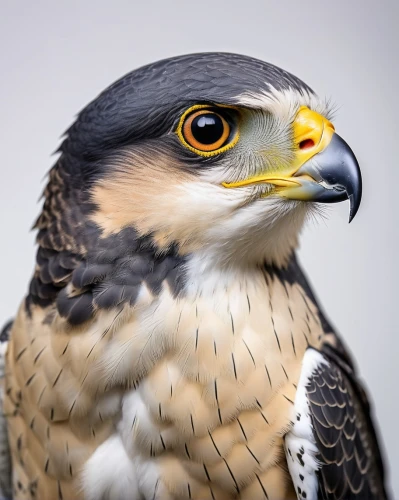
top-left (285, 347), bottom-right (388, 500)
top-left (285, 349), bottom-right (324, 500)
top-left (309, 345), bottom-right (388, 499)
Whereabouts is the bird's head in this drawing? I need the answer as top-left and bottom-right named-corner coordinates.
top-left (80, 53), bottom-right (360, 268)
top-left (31, 53), bottom-right (362, 321)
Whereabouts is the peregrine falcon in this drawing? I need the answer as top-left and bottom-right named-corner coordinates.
top-left (2, 53), bottom-right (388, 500)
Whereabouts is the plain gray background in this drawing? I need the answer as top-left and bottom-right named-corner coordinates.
top-left (1, 0), bottom-right (397, 495)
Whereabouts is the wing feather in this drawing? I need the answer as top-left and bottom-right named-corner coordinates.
top-left (281, 256), bottom-right (389, 499)
top-left (307, 348), bottom-right (388, 499)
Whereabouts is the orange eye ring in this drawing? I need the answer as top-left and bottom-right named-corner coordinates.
top-left (176, 105), bottom-right (240, 157)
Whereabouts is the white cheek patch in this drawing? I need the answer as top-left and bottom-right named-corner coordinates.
top-left (284, 349), bottom-right (328, 500)
top-left (186, 196), bottom-right (308, 275)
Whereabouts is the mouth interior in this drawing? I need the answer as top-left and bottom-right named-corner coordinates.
top-left (299, 139), bottom-right (315, 150)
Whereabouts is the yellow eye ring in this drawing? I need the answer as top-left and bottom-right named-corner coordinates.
top-left (176, 105), bottom-right (239, 157)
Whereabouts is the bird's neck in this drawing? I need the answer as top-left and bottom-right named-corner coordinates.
top-left (182, 248), bottom-right (298, 301)
top-left (178, 203), bottom-right (307, 279)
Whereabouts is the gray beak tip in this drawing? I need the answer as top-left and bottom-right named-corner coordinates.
top-left (348, 197), bottom-right (356, 223)
top-left (297, 133), bottom-right (362, 223)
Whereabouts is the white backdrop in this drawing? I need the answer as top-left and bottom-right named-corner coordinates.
top-left (0, 0), bottom-right (397, 494)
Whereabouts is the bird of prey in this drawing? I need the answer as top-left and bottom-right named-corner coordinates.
top-left (2, 53), bottom-right (388, 500)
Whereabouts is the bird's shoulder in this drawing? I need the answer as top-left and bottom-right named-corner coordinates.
top-left (281, 255), bottom-right (389, 499)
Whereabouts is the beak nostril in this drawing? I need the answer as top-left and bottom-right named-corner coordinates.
top-left (299, 139), bottom-right (315, 150)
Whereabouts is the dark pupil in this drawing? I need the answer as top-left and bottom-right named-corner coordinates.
top-left (191, 113), bottom-right (224, 145)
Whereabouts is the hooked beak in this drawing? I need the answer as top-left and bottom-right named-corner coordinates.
top-left (222, 106), bottom-right (362, 222)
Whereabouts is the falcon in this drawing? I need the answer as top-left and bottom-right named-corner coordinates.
top-left (2, 53), bottom-right (388, 500)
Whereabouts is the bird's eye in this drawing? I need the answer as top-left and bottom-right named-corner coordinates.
top-left (183, 110), bottom-right (229, 151)
top-left (177, 106), bottom-right (239, 156)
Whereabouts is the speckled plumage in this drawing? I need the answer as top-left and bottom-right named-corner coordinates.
top-left (3, 53), bottom-right (388, 499)
top-left (8, 257), bottom-right (325, 499)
